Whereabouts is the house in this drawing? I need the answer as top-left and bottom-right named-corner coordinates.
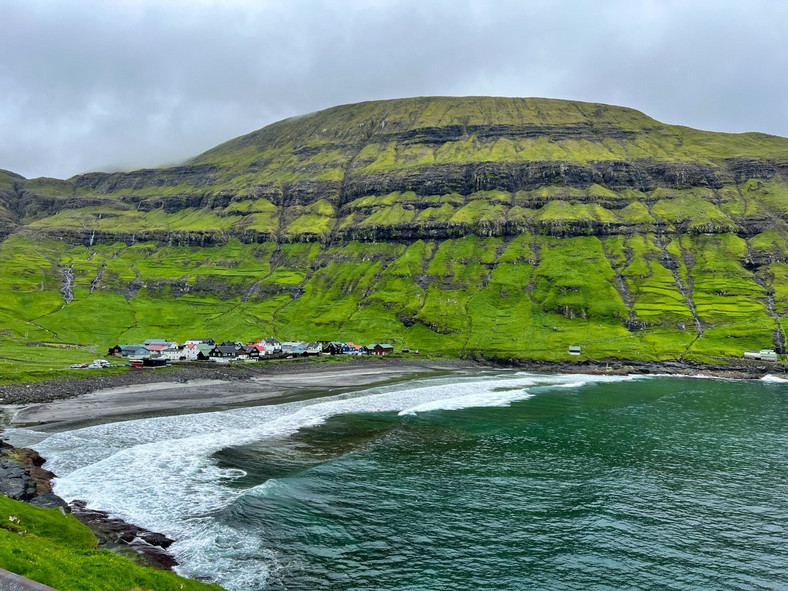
top-left (305, 342), bottom-right (323, 356)
top-left (281, 341), bottom-right (306, 353)
top-left (343, 342), bottom-right (364, 355)
top-left (108, 344), bottom-right (124, 356)
top-left (246, 339), bottom-right (281, 355)
top-left (744, 349), bottom-right (778, 361)
top-left (322, 342), bottom-right (344, 355)
top-left (179, 342), bottom-right (201, 361)
top-left (160, 343), bottom-right (183, 361)
top-left (209, 345), bottom-right (240, 361)
top-left (108, 344), bottom-right (146, 358)
top-left (123, 345), bottom-right (150, 359)
top-left (237, 346), bottom-right (261, 361)
top-left (144, 339), bottom-right (173, 347)
top-left (263, 338), bottom-right (282, 354)
top-left (196, 344), bottom-right (215, 361)
top-left (568, 345), bottom-right (582, 356)
top-left (368, 343), bottom-right (394, 356)
top-left (184, 338), bottom-right (215, 347)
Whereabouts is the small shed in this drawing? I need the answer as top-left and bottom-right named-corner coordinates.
top-left (568, 345), bottom-right (581, 356)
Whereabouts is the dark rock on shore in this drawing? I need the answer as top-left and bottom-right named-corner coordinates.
top-left (0, 440), bottom-right (63, 507)
top-left (69, 500), bottom-right (178, 570)
top-left (475, 355), bottom-right (786, 379)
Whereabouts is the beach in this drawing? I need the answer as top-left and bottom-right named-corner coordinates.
top-left (1, 358), bottom-right (475, 432)
top-left (1, 355), bottom-right (784, 434)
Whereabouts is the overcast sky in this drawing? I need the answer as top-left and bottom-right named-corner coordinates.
top-left (2, 0), bottom-right (787, 179)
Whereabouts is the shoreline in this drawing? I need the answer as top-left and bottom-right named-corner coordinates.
top-left (0, 355), bottom-right (784, 432)
top-left (3, 348), bottom-right (782, 424)
top-left (1, 355), bottom-right (784, 583)
top-left (478, 356), bottom-right (788, 380)
top-left (1, 357), bottom-right (477, 432)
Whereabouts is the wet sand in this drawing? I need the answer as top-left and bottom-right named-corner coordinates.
top-left (2, 361), bottom-right (471, 432)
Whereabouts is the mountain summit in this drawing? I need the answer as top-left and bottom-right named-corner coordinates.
top-left (0, 97), bottom-right (786, 364)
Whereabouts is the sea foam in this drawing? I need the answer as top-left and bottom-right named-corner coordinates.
top-left (15, 371), bottom-right (643, 590)
top-left (760, 374), bottom-right (788, 383)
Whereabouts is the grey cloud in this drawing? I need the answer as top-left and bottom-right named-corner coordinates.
top-left (1, 0), bottom-right (786, 179)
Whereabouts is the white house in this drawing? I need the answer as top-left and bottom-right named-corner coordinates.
top-left (281, 341), bottom-right (306, 353)
top-left (179, 342), bottom-right (202, 361)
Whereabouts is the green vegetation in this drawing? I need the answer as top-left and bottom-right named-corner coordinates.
top-left (0, 96), bottom-right (786, 371)
top-left (3, 226), bottom-right (779, 367)
top-left (0, 497), bottom-right (223, 591)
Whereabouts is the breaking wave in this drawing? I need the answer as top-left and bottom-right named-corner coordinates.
top-left (10, 371), bottom-right (644, 589)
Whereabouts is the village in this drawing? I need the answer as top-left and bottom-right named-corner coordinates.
top-left (64, 337), bottom-right (782, 370)
top-left (66, 338), bottom-right (404, 369)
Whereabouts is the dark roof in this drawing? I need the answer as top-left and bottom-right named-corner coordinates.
top-left (214, 345), bottom-right (239, 355)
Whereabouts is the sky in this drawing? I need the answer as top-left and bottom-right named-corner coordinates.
top-left (2, 0), bottom-right (787, 180)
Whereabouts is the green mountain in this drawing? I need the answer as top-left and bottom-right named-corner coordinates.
top-left (1, 97), bottom-right (787, 372)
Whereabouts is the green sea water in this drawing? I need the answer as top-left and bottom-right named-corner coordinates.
top-left (20, 372), bottom-right (788, 590)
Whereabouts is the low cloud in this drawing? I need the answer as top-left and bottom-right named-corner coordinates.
top-left (2, 0), bottom-right (786, 179)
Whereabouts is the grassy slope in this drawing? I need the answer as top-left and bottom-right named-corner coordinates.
top-left (0, 229), bottom-right (782, 374)
top-left (0, 97), bottom-right (786, 372)
top-left (0, 497), bottom-right (223, 591)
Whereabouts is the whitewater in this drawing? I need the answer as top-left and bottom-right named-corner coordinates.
top-left (6, 371), bottom-right (639, 588)
top-left (5, 370), bottom-right (786, 590)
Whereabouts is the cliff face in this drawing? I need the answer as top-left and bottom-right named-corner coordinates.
top-left (1, 97), bottom-right (787, 363)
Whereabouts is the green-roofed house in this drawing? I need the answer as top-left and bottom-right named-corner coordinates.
top-left (368, 343), bottom-right (394, 356)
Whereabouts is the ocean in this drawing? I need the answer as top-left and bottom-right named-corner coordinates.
top-left (8, 371), bottom-right (788, 590)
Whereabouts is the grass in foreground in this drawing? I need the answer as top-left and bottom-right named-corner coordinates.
top-left (0, 496), bottom-right (224, 591)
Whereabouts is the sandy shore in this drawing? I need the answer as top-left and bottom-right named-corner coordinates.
top-left (2, 354), bottom-right (784, 433)
top-left (1, 360), bottom-right (473, 432)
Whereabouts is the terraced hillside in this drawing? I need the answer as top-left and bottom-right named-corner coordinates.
top-left (1, 97), bottom-right (787, 372)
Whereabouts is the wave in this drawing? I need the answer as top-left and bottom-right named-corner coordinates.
top-left (398, 373), bottom-right (642, 415)
top-left (13, 370), bottom-right (643, 589)
top-left (760, 374), bottom-right (788, 383)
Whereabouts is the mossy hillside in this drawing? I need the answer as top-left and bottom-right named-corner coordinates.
top-left (193, 97), bottom-right (788, 173)
top-left (16, 181), bottom-right (782, 246)
top-left (0, 497), bottom-right (223, 591)
top-left (0, 97), bottom-right (786, 368)
top-left (3, 97), bottom-right (785, 249)
top-left (0, 229), bottom-right (783, 370)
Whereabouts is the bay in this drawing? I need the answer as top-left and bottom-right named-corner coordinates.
top-left (9, 371), bottom-right (788, 590)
